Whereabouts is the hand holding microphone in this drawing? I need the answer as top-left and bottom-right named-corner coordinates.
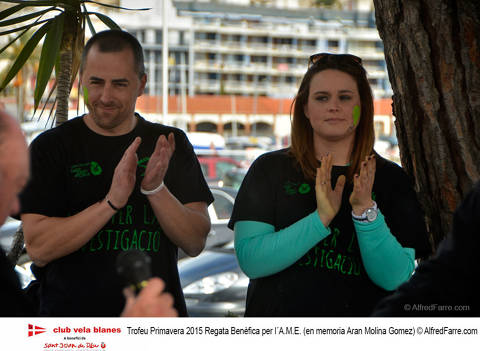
top-left (121, 277), bottom-right (177, 317)
top-left (117, 250), bottom-right (177, 317)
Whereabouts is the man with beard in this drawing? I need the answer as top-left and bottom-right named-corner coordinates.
top-left (19, 30), bottom-right (212, 316)
top-left (1, 107), bottom-right (177, 317)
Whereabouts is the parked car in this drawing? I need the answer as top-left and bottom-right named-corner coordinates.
top-left (177, 184), bottom-right (248, 316)
top-left (0, 218), bottom-right (34, 288)
top-left (198, 156), bottom-right (243, 186)
top-left (218, 167), bottom-right (248, 190)
top-left (178, 186), bottom-right (237, 260)
top-left (206, 187), bottom-right (236, 247)
top-left (0, 218), bottom-right (20, 252)
top-left (178, 241), bottom-right (248, 317)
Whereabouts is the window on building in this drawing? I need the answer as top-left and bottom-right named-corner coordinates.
top-left (155, 30), bottom-right (162, 44)
top-left (196, 122), bottom-right (218, 133)
top-left (328, 40), bottom-right (339, 49)
top-left (169, 31), bottom-right (180, 46)
top-left (251, 56), bottom-right (267, 63)
top-left (179, 31), bottom-right (185, 45)
top-left (374, 121), bottom-right (386, 137)
top-left (223, 122), bottom-right (246, 136)
top-left (206, 32), bottom-right (216, 40)
top-left (251, 122), bottom-right (273, 136)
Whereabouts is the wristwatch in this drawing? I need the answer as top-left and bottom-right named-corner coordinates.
top-left (352, 201), bottom-right (378, 223)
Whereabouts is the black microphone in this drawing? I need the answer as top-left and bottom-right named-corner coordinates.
top-left (116, 249), bottom-right (152, 295)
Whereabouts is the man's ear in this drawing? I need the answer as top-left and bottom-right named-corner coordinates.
top-left (138, 74), bottom-right (147, 97)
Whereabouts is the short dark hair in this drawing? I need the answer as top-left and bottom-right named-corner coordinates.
top-left (80, 29), bottom-right (145, 78)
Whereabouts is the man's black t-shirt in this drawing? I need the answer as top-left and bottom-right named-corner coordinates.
top-left (0, 247), bottom-right (35, 316)
top-left (20, 115), bottom-right (213, 316)
top-left (229, 149), bottom-right (431, 316)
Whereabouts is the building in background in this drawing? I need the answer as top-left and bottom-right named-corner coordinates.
top-left (104, 0), bottom-right (392, 140)
top-left (12, 0), bottom-right (394, 149)
top-left (115, 0), bottom-right (389, 99)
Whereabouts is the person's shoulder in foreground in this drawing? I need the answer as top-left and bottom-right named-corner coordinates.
top-left (372, 182), bottom-right (480, 316)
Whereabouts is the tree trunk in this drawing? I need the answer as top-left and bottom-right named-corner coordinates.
top-left (373, 0), bottom-right (480, 249)
top-left (55, 8), bottom-right (81, 126)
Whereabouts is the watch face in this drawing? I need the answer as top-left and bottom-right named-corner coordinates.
top-left (366, 208), bottom-right (378, 222)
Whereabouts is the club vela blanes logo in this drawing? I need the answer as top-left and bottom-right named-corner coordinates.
top-left (28, 324), bottom-right (46, 337)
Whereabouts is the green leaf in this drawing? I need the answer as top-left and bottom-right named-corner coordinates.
top-left (0, 1), bottom-right (58, 5)
top-left (0, 4), bottom-right (26, 21)
top-left (90, 12), bottom-right (121, 30)
top-left (82, 5), bottom-right (95, 35)
top-left (0, 18), bottom-right (49, 36)
top-left (0, 28), bottom-right (28, 57)
top-left (0, 21), bottom-right (51, 91)
top-left (34, 13), bottom-right (64, 110)
top-left (0, 7), bottom-right (57, 27)
top-left (0, 14), bottom-right (51, 55)
top-left (84, 0), bottom-right (150, 11)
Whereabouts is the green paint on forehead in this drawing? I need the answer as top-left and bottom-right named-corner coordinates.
top-left (83, 87), bottom-right (89, 105)
top-left (353, 105), bottom-right (360, 126)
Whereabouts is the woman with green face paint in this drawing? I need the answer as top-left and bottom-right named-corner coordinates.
top-left (228, 53), bottom-right (431, 316)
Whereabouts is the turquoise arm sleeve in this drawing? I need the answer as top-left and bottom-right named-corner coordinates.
top-left (354, 210), bottom-right (415, 291)
top-left (234, 211), bottom-right (331, 279)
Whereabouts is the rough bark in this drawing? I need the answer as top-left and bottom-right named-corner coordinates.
top-left (55, 8), bottom-right (81, 126)
top-left (373, 0), bottom-right (480, 249)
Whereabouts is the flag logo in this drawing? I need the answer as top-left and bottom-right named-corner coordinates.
top-left (28, 324), bottom-right (46, 337)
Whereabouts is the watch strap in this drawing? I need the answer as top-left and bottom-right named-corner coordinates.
top-left (352, 201), bottom-right (378, 222)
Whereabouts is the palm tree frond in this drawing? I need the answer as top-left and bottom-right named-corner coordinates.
top-left (0, 26), bottom-right (30, 56)
top-left (0, 1), bottom-right (59, 5)
top-left (89, 11), bottom-right (121, 30)
top-left (84, 0), bottom-right (150, 11)
top-left (34, 80), bottom-right (56, 122)
top-left (34, 13), bottom-right (64, 111)
top-left (0, 18), bottom-right (51, 36)
top-left (0, 21), bottom-right (51, 92)
top-left (82, 4), bottom-right (95, 35)
top-left (0, 7), bottom-right (59, 27)
top-left (0, 4), bottom-right (27, 21)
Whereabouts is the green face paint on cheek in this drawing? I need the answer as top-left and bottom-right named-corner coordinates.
top-left (353, 105), bottom-right (360, 126)
top-left (83, 87), bottom-right (89, 105)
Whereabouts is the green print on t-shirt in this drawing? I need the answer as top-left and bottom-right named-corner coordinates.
top-left (283, 181), bottom-right (312, 195)
top-left (90, 161), bottom-right (102, 175)
top-left (71, 162), bottom-right (103, 178)
top-left (81, 204), bottom-right (162, 253)
top-left (70, 158), bottom-right (150, 179)
top-left (137, 157), bottom-right (149, 176)
top-left (298, 227), bottom-right (361, 276)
